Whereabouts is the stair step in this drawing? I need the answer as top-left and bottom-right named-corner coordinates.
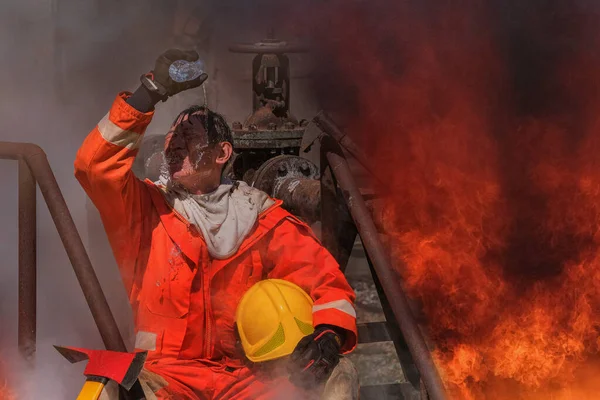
top-left (357, 322), bottom-right (391, 343)
top-left (345, 238), bottom-right (423, 400)
top-left (347, 342), bottom-right (404, 386)
top-left (360, 383), bottom-right (422, 400)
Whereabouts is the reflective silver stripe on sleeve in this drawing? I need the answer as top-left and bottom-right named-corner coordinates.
top-left (97, 113), bottom-right (142, 150)
top-left (134, 331), bottom-right (157, 351)
top-left (312, 299), bottom-right (356, 318)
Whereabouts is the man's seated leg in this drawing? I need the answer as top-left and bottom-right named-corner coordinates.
top-left (321, 357), bottom-right (360, 400)
top-left (100, 357), bottom-right (358, 400)
top-left (217, 357), bottom-right (358, 400)
top-left (143, 358), bottom-right (219, 399)
top-left (141, 359), bottom-right (300, 400)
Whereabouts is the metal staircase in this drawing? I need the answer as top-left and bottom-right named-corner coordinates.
top-left (345, 239), bottom-right (424, 400)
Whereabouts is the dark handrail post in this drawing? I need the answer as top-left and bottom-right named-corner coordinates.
top-left (320, 151), bottom-right (357, 271)
top-left (314, 112), bottom-right (386, 187)
top-left (322, 136), bottom-right (448, 400)
top-left (26, 153), bottom-right (127, 352)
top-left (18, 158), bottom-right (36, 361)
top-left (0, 141), bottom-right (127, 354)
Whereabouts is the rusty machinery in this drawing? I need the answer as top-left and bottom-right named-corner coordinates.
top-left (225, 31), bottom-right (310, 183)
top-left (222, 34), bottom-right (333, 234)
top-left (222, 32), bottom-right (328, 231)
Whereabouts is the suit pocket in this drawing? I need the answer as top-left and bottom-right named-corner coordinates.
top-left (145, 252), bottom-right (194, 318)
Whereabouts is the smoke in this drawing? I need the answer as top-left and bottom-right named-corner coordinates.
top-left (290, 0), bottom-right (600, 398)
top-left (0, 1), bottom-right (171, 397)
top-left (0, 0), bottom-right (321, 397)
top-left (6, 0), bottom-right (599, 398)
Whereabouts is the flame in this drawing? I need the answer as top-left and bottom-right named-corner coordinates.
top-left (0, 363), bottom-right (15, 400)
top-left (0, 384), bottom-right (15, 400)
top-left (291, 0), bottom-right (600, 398)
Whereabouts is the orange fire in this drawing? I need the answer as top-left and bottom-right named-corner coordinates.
top-left (0, 363), bottom-right (15, 400)
top-left (0, 385), bottom-right (15, 400)
top-left (292, 0), bottom-right (600, 398)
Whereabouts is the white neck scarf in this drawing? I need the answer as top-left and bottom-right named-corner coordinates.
top-left (158, 177), bottom-right (275, 260)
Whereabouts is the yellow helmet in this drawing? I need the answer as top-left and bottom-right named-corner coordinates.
top-left (235, 279), bottom-right (315, 363)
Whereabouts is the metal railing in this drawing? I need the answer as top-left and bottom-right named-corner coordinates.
top-left (315, 116), bottom-right (448, 400)
top-left (0, 142), bottom-right (126, 359)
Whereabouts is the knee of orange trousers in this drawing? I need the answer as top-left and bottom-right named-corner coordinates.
top-left (213, 373), bottom-right (305, 400)
top-left (143, 359), bottom-right (314, 400)
top-left (225, 358), bottom-right (359, 400)
top-left (144, 359), bottom-right (217, 399)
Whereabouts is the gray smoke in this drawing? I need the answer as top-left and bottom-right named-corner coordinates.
top-left (0, 0), bottom-right (317, 397)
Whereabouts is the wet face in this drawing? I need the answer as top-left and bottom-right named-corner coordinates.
top-left (164, 112), bottom-right (218, 188)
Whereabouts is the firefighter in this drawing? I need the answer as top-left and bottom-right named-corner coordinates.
top-left (75, 49), bottom-right (357, 399)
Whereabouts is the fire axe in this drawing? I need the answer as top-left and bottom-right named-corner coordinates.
top-left (54, 346), bottom-right (147, 400)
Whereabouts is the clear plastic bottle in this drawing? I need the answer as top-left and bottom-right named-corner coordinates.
top-left (169, 59), bottom-right (205, 83)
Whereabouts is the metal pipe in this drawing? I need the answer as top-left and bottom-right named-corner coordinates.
top-left (314, 112), bottom-right (386, 187)
top-left (364, 197), bottom-right (390, 233)
top-left (323, 137), bottom-right (448, 400)
top-left (27, 152), bottom-right (127, 352)
top-left (0, 142), bottom-right (127, 353)
top-left (18, 159), bottom-right (36, 361)
top-left (314, 112), bottom-right (367, 161)
top-left (272, 177), bottom-right (321, 224)
top-left (320, 155), bottom-right (358, 271)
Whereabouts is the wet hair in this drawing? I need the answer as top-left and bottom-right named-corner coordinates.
top-left (172, 105), bottom-right (233, 146)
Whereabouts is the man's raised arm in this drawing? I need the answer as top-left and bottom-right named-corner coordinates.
top-left (74, 92), bottom-right (154, 293)
top-left (74, 49), bottom-right (207, 293)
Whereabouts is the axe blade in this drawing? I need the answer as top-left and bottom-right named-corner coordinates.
top-left (53, 345), bottom-right (90, 363)
top-left (54, 346), bottom-right (148, 391)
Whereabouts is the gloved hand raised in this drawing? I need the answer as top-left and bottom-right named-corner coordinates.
top-left (140, 49), bottom-right (208, 101)
top-left (287, 325), bottom-right (344, 387)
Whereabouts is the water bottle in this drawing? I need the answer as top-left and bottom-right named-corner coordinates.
top-left (169, 59), bottom-right (205, 83)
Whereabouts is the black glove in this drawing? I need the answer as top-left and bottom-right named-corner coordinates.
top-left (140, 49), bottom-right (208, 100)
top-left (288, 325), bottom-right (344, 387)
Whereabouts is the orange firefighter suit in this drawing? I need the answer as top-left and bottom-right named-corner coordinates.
top-left (74, 92), bottom-right (357, 399)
